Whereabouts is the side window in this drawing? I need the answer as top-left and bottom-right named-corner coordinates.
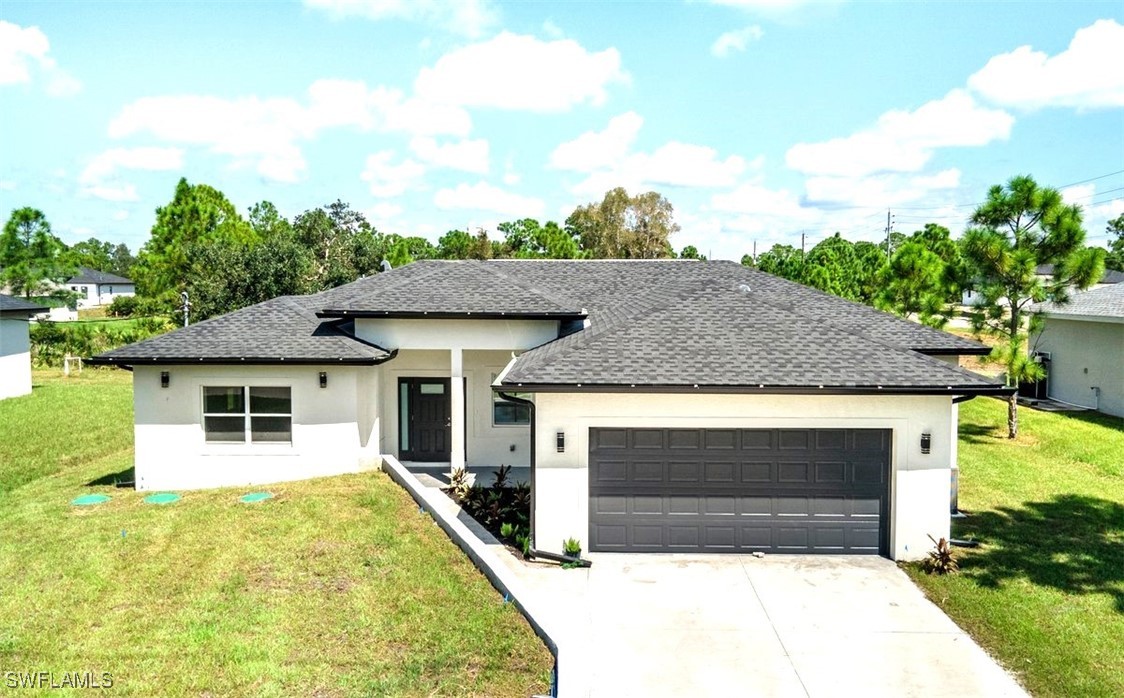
top-left (203, 386), bottom-right (292, 443)
top-left (491, 374), bottom-right (531, 426)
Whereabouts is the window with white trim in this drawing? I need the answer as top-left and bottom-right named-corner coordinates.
top-left (491, 374), bottom-right (531, 426)
top-left (203, 386), bottom-right (292, 443)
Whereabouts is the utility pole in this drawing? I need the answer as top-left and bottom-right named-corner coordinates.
top-left (181, 290), bottom-right (192, 328)
top-left (885, 209), bottom-right (893, 259)
top-left (752, 240), bottom-right (757, 264)
top-left (801, 231), bottom-right (806, 264)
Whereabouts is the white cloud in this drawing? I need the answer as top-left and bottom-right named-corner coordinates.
top-left (549, 112), bottom-right (643, 171)
top-left (711, 25), bottom-right (764, 57)
top-left (108, 80), bottom-right (469, 183)
top-left (433, 181), bottom-right (545, 217)
top-left (711, 180), bottom-right (815, 220)
top-left (804, 168), bottom-right (961, 208)
top-left (113, 210), bottom-right (130, 221)
top-left (0, 180), bottom-right (15, 191)
top-left (415, 32), bottom-right (628, 112)
top-left (409, 136), bottom-right (489, 173)
top-left (553, 112), bottom-right (748, 196)
top-left (1061, 183), bottom-right (1096, 206)
top-left (785, 89), bottom-right (1013, 177)
top-left (360, 151), bottom-right (426, 197)
top-left (303, 0), bottom-right (499, 38)
top-left (0, 21), bottom-right (80, 96)
top-left (78, 146), bottom-right (184, 201)
top-left (968, 19), bottom-right (1124, 110)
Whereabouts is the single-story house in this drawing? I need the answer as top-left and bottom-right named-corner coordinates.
top-left (962, 264), bottom-right (1123, 306)
top-left (91, 260), bottom-right (1008, 560)
top-left (1032, 282), bottom-right (1124, 417)
top-left (66, 267), bottom-right (135, 308)
top-left (1, 294), bottom-right (49, 400)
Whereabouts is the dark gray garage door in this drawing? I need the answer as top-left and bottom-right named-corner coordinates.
top-left (589, 428), bottom-right (891, 555)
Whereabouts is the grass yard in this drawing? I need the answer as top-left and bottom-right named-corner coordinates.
top-left (905, 397), bottom-right (1124, 698)
top-left (0, 370), bottom-right (553, 696)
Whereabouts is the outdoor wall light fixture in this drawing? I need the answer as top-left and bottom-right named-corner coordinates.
top-left (556, 431), bottom-right (565, 453)
top-left (920, 432), bottom-right (932, 455)
top-left (319, 371), bottom-right (328, 389)
top-left (160, 371), bottom-right (169, 388)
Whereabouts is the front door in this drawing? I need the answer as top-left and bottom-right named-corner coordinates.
top-left (399, 378), bottom-right (451, 462)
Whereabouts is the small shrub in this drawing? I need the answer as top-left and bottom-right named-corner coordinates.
top-left (107, 295), bottom-right (139, 317)
top-left (492, 464), bottom-right (511, 490)
top-left (562, 537), bottom-right (582, 557)
top-left (922, 534), bottom-right (959, 575)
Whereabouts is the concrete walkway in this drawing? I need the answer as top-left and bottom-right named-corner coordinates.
top-left (387, 458), bottom-right (1027, 698)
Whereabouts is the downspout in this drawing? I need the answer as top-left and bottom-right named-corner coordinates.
top-left (496, 390), bottom-right (537, 546)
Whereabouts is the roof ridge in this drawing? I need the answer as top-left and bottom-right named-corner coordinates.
top-left (478, 261), bottom-right (588, 312)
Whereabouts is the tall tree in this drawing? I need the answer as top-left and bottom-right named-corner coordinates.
top-left (875, 224), bottom-right (965, 327)
top-left (65, 237), bottom-right (114, 273)
top-left (566, 187), bottom-right (679, 258)
top-left (1104, 213), bottom-right (1124, 272)
top-left (108, 243), bottom-right (136, 278)
top-left (754, 244), bottom-right (803, 281)
top-left (802, 234), bottom-right (861, 300)
top-left (679, 245), bottom-right (706, 260)
top-left (497, 219), bottom-right (581, 258)
top-left (185, 231), bottom-right (313, 321)
top-left (962, 174), bottom-right (1104, 438)
top-left (0, 208), bottom-right (74, 298)
top-left (133, 178), bottom-right (255, 298)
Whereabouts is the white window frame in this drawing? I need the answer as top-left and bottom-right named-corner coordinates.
top-left (491, 373), bottom-right (531, 427)
top-left (202, 386), bottom-right (293, 445)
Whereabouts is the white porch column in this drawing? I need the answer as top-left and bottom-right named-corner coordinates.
top-left (450, 347), bottom-right (465, 470)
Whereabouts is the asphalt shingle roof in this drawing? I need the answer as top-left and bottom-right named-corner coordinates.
top-left (0, 293), bottom-right (49, 316)
top-left (92, 295), bottom-right (390, 365)
top-left (1035, 282), bottom-right (1124, 319)
top-left (93, 259), bottom-right (1001, 392)
top-left (68, 267), bottom-right (133, 284)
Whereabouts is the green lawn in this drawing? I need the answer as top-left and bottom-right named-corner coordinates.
top-left (0, 370), bottom-right (553, 696)
top-left (905, 398), bottom-right (1124, 698)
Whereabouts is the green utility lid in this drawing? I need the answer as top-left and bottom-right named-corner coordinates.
top-left (240, 492), bottom-right (273, 503)
top-left (144, 493), bottom-right (181, 505)
top-left (72, 494), bottom-right (110, 506)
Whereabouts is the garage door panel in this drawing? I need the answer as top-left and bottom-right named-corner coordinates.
top-left (590, 428), bottom-right (891, 555)
top-left (741, 462), bottom-right (772, 482)
top-left (778, 462), bottom-right (811, 483)
top-left (705, 461), bottom-right (737, 482)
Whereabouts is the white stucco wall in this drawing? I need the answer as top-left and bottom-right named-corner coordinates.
top-left (132, 364), bottom-right (380, 490)
top-left (377, 349), bottom-right (530, 466)
top-left (69, 283), bottom-right (136, 308)
top-left (1034, 317), bottom-right (1124, 417)
top-left (532, 392), bottom-right (957, 561)
top-left (0, 317), bottom-right (33, 400)
top-left (355, 317), bottom-right (557, 352)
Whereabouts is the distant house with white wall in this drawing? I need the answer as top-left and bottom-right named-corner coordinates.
top-left (962, 264), bottom-right (1123, 306)
top-left (1032, 283), bottom-right (1124, 417)
top-left (1, 294), bottom-right (48, 400)
top-left (66, 268), bottom-right (135, 308)
top-left (92, 260), bottom-right (1009, 561)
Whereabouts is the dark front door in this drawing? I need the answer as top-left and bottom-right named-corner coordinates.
top-left (589, 428), bottom-right (892, 555)
top-left (399, 378), bottom-right (451, 462)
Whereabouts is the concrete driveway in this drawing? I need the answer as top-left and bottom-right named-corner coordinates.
top-left (386, 459), bottom-right (1026, 698)
top-left (546, 554), bottom-right (1027, 698)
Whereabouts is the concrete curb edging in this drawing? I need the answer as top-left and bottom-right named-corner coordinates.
top-left (380, 455), bottom-right (561, 694)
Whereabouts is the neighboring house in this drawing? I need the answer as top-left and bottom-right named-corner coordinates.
top-left (1, 294), bottom-right (48, 400)
top-left (65, 268), bottom-right (135, 308)
top-left (962, 264), bottom-right (1123, 306)
top-left (1032, 283), bottom-right (1124, 417)
top-left (91, 260), bottom-right (1007, 560)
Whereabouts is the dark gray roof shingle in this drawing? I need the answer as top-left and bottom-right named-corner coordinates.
top-left (1035, 282), bottom-right (1124, 319)
top-left (501, 277), bottom-right (997, 391)
top-left (91, 295), bottom-right (390, 365)
top-left (93, 259), bottom-right (1000, 392)
top-left (68, 267), bottom-right (133, 284)
top-left (0, 293), bottom-right (49, 316)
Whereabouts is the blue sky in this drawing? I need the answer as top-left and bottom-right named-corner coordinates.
top-left (2, 1), bottom-right (1122, 261)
